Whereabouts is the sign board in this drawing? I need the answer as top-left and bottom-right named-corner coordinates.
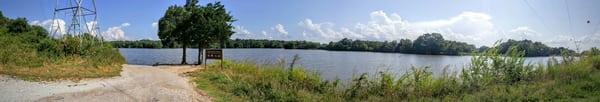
top-left (203, 49), bottom-right (224, 69)
top-left (205, 49), bottom-right (223, 59)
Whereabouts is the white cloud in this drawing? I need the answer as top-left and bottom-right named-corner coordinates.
top-left (100, 23), bottom-right (130, 41)
top-left (260, 30), bottom-right (273, 39)
top-left (273, 24), bottom-right (288, 35)
top-left (31, 19), bottom-right (129, 41)
top-left (231, 25), bottom-right (253, 39)
top-left (505, 26), bottom-right (541, 41)
top-left (232, 24), bottom-right (291, 40)
top-left (29, 19), bottom-right (66, 38)
top-left (294, 11), bottom-right (499, 45)
top-left (232, 10), bottom-right (598, 49)
top-left (298, 19), bottom-right (348, 42)
top-left (121, 23), bottom-right (131, 27)
top-left (151, 22), bottom-right (158, 28)
top-left (86, 21), bottom-right (99, 36)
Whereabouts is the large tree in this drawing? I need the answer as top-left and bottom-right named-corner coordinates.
top-left (413, 33), bottom-right (445, 54)
top-left (159, 5), bottom-right (192, 64)
top-left (187, 1), bottom-right (235, 64)
top-left (159, 0), bottom-right (235, 64)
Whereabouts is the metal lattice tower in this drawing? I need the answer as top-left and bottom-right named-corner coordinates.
top-left (51, 0), bottom-right (102, 40)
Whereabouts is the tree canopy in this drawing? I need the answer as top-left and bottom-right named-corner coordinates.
top-left (324, 33), bottom-right (476, 55)
top-left (158, 0), bottom-right (235, 64)
top-left (496, 39), bottom-right (575, 57)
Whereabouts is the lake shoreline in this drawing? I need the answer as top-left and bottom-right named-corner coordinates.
top-left (119, 48), bottom-right (560, 81)
top-left (116, 47), bottom-right (563, 57)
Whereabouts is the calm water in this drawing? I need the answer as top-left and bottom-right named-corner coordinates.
top-left (119, 48), bottom-right (557, 80)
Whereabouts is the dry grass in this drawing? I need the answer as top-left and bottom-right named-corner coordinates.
top-left (0, 57), bottom-right (122, 81)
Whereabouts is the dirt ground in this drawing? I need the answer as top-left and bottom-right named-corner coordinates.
top-left (0, 64), bottom-right (211, 102)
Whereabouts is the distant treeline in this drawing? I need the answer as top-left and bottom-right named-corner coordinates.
top-left (109, 39), bottom-right (322, 49)
top-left (225, 39), bottom-right (322, 49)
top-left (492, 39), bottom-right (575, 57)
top-left (110, 39), bottom-right (164, 48)
top-left (324, 33), bottom-right (476, 55)
top-left (108, 33), bottom-right (575, 56)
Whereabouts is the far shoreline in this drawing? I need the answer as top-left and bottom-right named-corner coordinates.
top-left (117, 48), bottom-right (565, 57)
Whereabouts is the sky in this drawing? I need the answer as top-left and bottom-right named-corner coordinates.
top-left (1, 0), bottom-right (599, 50)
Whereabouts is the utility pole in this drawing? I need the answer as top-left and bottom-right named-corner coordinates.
top-left (51, 0), bottom-right (101, 40)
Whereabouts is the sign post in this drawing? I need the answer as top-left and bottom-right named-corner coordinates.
top-left (204, 49), bottom-right (224, 69)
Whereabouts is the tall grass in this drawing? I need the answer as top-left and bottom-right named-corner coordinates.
top-left (0, 31), bottom-right (125, 81)
top-left (191, 46), bottom-right (600, 101)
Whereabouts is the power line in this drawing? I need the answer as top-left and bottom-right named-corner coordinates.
top-left (564, 0), bottom-right (573, 34)
top-left (522, 0), bottom-right (551, 32)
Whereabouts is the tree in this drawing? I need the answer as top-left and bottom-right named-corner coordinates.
top-left (9, 18), bottom-right (29, 33)
top-left (159, 0), bottom-right (235, 64)
top-left (187, 1), bottom-right (235, 64)
top-left (496, 39), bottom-right (574, 57)
top-left (413, 33), bottom-right (444, 54)
top-left (396, 39), bottom-right (413, 52)
top-left (159, 5), bottom-right (192, 64)
top-left (0, 11), bottom-right (8, 29)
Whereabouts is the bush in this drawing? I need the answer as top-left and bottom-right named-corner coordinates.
top-left (0, 13), bottom-right (125, 81)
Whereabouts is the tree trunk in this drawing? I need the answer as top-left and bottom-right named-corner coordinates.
top-left (198, 47), bottom-right (203, 65)
top-left (182, 44), bottom-right (187, 64)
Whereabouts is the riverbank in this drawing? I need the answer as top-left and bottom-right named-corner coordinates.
top-left (190, 49), bottom-right (600, 101)
top-left (0, 64), bottom-right (210, 102)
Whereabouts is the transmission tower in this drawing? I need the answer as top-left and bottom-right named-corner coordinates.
top-left (51, 0), bottom-right (101, 40)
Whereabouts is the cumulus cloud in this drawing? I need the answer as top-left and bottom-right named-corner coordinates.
top-left (298, 19), bottom-right (352, 42)
top-left (231, 25), bottom-right (253, 38)
top-left (29, 19), bottom-right (66, 38)
top-left (273, 24), bottom-right (288, 35)
top-left (100, 23), bottom-right (130, 41)
top-left (294, 11), bottom-right (500, 45)
top-left (503, 26), bottom-right (543, 41)
top-left (232, 24), bottom-right (292, 40)
top-left (231, 10), bottom-right (598, 49)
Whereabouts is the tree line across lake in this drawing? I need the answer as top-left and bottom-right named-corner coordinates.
top-left (110, 33), bottom-right (575, 57)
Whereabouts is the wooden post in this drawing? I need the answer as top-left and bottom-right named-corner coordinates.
top-left (203, 49), bottom-right (207, 68)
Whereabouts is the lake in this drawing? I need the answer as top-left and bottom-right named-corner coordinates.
top-left (119, 48), bottom-right (558, 80)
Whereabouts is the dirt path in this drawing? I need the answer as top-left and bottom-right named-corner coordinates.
top-left (0, 64), bottom-right (211, 102)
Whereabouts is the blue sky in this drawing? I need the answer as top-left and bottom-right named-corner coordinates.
top-left (1, 0), bottom-right (599, 49)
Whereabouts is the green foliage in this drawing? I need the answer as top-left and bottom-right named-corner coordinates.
top-left (497, 39), bottom-right (575, 57)
top-left (583, 47), bottom-right (600, 56)
top-left (413, 33), bottom-right (445, 54)
top-left (159, 1), bottom-right (235, 64)
top-left (193, 44), bottom-right (600, 101)
top-left (324, 33), bottom-right (476, 55)
top-left (0, 11), bottom-right (124, 81)
top-left (109, 39), bottom-right (164, 48)
top-left (226, 39), bottom-right (322, 49)
top-left (8, 18), bottom-right (29, 33)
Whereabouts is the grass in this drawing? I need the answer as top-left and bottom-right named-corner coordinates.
top-left (191, 46), bottom-right (600, 101)
top-left (0, 56), bottom-right (123, 81)
top-left (0, 19), bottom-right (125, 81)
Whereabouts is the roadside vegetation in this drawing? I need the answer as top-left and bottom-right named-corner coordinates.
top-left (191, 45), bottom-right (600, 101)
top-left (0, 11), bottom-right (125, 81)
